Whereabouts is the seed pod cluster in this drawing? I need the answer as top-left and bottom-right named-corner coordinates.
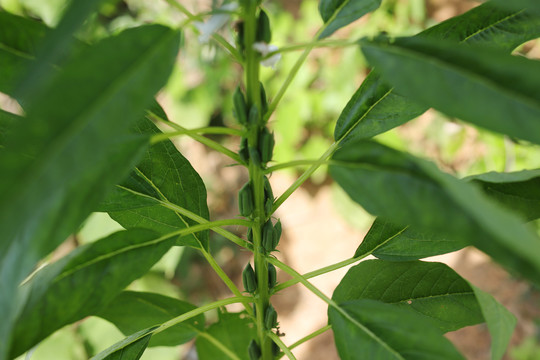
top-left (238, 182), bottom-right (254, 217)
top-left (264, 304), bottom-right (278, 329)
top-left (261, 219), bottom-right (281, 253)
top-left (248, 339), bottom-right (261, 360)
top-left (256, 10), bottom-right (272, 43)
top-left (242, 263), bottom-right (257, 293)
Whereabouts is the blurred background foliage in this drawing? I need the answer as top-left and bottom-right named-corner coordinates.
top-left (2, 0), bottom-right (540, 359)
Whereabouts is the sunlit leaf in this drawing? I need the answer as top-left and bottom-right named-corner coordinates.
top-left (318, 0), bottom-right (382, 38)
top-left (91, 327), bottom-right (156, 360)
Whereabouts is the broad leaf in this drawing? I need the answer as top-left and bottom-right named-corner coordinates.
top-left (491, 0), bottom-right (540, 14)
top-left (332, 260), bottom-right (483, 332)
top-left (465, 170), bottom-right (540, 222)
top-left (100, 112), bottom-right (210, 249)
top-left (472, 286), bottom-right (516, 360)
top-left (9, 229), bottom-right (175, 358)
top-left (91, 327), bottom-right (156, 360)
top-left (318, 0), bottom-right (382, 39)
top-left (0, 109), bottom-right (21, 146)
top-left (0, 11), bottom-right (48, 94)
top-left (334, 3), bottom-right (540, 143)
top-left (196, 312), bottom-right (255, 360)
top-left (0, 24), bottom-right (179, 360)
top-left (355, 218), bottom-right (467, 261)
top-left (97, 291), bottom-right (204, 347)
top-left (360, 36), bottom-right (540, 145)
top-left (329, 299), bottom-right (464, 359)
top-left (329, 140), bottom-right (540, 284)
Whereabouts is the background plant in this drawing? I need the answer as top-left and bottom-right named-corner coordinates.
top-left (1, 0), bottom-right (540, 359)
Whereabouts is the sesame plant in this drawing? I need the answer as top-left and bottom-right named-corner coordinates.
top-left (1, 0), bottom-right (540, 359)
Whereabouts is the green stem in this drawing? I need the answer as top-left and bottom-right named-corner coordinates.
top-left (264, 159), bottom-right (325, 173)
top-left (268, 332), bottom-right (297, 360)
top-left (154, 296), bottom-right (251, 335)
top-left (196, 330), bottom-right (242, 360)
top-left (285, 325), bottom-right (332, 354)
top-left (150, 126), bottom-right (245, 144)
top-left (149, 112), bottom-right (242, 163)
top-left (272, 256), bottom-right (363, 293)
top-left (264, 38), bottom-right (359, 59)
top-left (200, 248), bottom-right (254, 316)
top-left (272, 142), bottom-right (338, 213)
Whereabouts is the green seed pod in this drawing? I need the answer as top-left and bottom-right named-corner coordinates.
top-left (235, 21), bottom-right (245, 54)
top-left (268, 263), bottom-right (277, 289)
top-left (265, 197), bottom-right (273, 216)
top-left (248, 105), bottom-right (259, 126)
top-left (248, 340), bottom-right (261, 360)
top-left (262, 220), bottom-right (275, 253)
top-left (239, 138), bottom-right (249, 164)
top-left (263, 175), bottom-right (273, 200)
top-left (256, 10), bottom-right (272, 43)
top-left (238, 182), bottom-right (254, 217)
top-left (248, 147), bottom-right (261, 168)
top-left (246, 227), bottom-right (253, 243)
top-left (259, 82), bottom-right (268, 116)
top-left (258, 127), bottom-right (275, 164)
top-left (233, 87), bottom-right (248, 125)
top-left (272, 219), bottom-right (282, 250)
top-left (242, 263), bottom-right (257, 293)
top-left (264, 304), bottom-right (278, 329)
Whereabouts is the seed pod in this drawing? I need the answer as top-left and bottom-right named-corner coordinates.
top-left (246, 227), bottom-right (253, 243)
top-left (262, 220), bottom-right (275, 253)
top-left (248, 147), bottom-right (261, 167)
top-left (258, 127), bottom-right (275, 164)
top-left (248, 105), bottom-right (259, 126)
top-left (265, 197), bottom-right (273, 216)
top-left (264, 304), bottom-right (278, 329)
top-left (248, 340), bottom-right (261, 360)
top-left (268, 263), bottom-right (277, 289)
top-left (242, 263), bottom-right (257, 293)
top-left (239, 137), bottom-right (249, 163)
top-left (233, 87), bottom-right (248, 125)
top-left (256, 10), bottom-right (271, 43)
top-left (263, 175), bottom-right (273, 200)
top-left (235, 21), bottom-right (245, 54)
top-left (259, 82), bottom-right (268, 116)
top-left (272, 219), bottom-right (282, 250)
top-left (238, 182), bottom-right (254, 217)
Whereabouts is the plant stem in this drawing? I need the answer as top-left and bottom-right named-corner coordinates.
top-left (268, 332), bottom-right (297, 360)
top-left (154, 296), bottom-right (251, 335)
top-left (149, 112), bottom-right (242, 163)
top-left (264, 38), bottom-right (359, 58)
top-left (196, 330), bottom-right (242, 360)
top-left (286, 325), bottom-right (332, 353)
top-left (264, 159), bottom-right (325, 173)
top-left (150, 126), bottom-right (245, 144)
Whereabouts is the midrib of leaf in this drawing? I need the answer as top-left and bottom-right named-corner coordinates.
top-left (16, 29), bottom-right (178, 190)
top-left (0, 42), bottom-right (34, 59)
top-left (358, 224), bottom-right (409, 255)
top-left (132, 166), bottom-right (205, 248)
top-left (339, 8), bottom-right (529, 143)
top-left (323, 0), bottom-right (352, 23)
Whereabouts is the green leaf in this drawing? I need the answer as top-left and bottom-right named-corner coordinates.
top-left (0, 11), bottom-right (48, 94)
top-left (0, 109), bottom-right (21, 146)
top-left (196, 312), bottom-right (255, 360)
top-left (360, 36), bottom-right (540, 145)
top-left (329, 140), bottom-right (540, 284)
top-left (100, 111), bottom-right (210, 249)
top-left (465, 170), bottom-right (540, 222)
top-left (491, 0), bottom-right (540, 14)
top-left (328, 299), bottom-right (465, 359)
top-left (472, 286), bottom-right (516, 360)
top-left (97, 291), bottom-right (204, 347)
top-left (355, 218), bottom-right (467, 261)
top-left (332, 260), bottom-right (483, 332)
top-left (0, 24), bottom-right (180, 360)
top-left (91, 326), bottom-right (157, 360)
top-left (334, 3), bottom-right (540, 143)
top-left (9, 229), bottom-right (175, 358)
top-left (318, 0), bottom-right (382, 39)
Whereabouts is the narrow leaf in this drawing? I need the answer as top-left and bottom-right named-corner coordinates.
top-left (196, 313), bottom-right (255, 360)
top-left (334, 3), bottom-right (540, 143)
top-left (333, 260), bottom-right (483, 332)
top-left (318, 0), bottom-right (382, 39)
top-left (355, 218), bottom-right (466, 261)
top-left (100, 111), bottom-right (210, 249)
top-left (329, 299), bottom-right (464, 359)
top-left (465, 170), bottom-right (540, 222)
top-left (97, 291), bottom-right (204, 347)
top-left (360, 36), bottom-right (540, 145)
top-left (91, 327), bottom-right (157, 360)
top-left (329, 140), bottom-right (540, 284)
top-left (9, 229), bottom-right (175, 358)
